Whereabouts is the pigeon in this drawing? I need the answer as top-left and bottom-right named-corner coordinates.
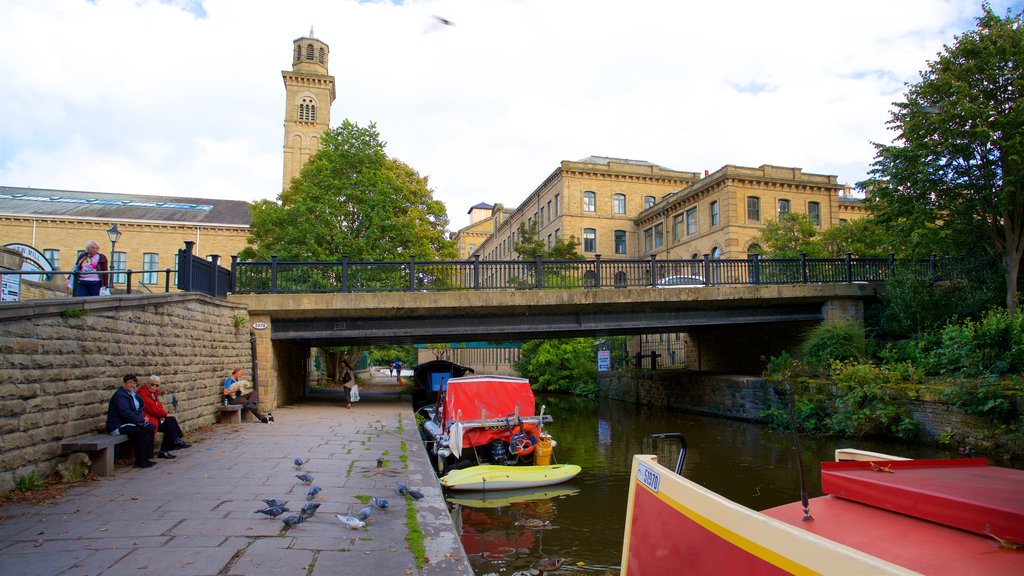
top-left (336, 514), bottom-right (365, 530)
top-left (306, 486), bottom-right (321, 500)
top-left (376, 457), bottom-right (384, 469)
top-left (293, 458), bottom-right (305, 469)
top-left (371, 497), bottom-right (389, 510)
top-left (171, 394), bottom-right (178, 410)
top-left (356, 504), bottom-right (373, 521)
top-left (396, 481), bottom-right (408, 495)
top-left (281, 514), bottom-right (306, 528)
top-left (296, 473), bottom-right (314, 485)
top-left (255, 505), bottom-right (289, 518)
top-left (300, 502), bottom-right (321, 515)
top-left (262, 498), bottom-right (286, 508)
top-left (407, 488), bottom-right (424, 500)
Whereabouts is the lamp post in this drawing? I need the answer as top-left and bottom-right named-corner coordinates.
top-left (107, 224), bottom-right (122, 285)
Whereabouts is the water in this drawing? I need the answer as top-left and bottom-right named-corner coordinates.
top-left (448, 394), bottom-right (952, 576)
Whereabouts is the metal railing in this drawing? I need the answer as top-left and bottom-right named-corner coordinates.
top-left (0, 268), bottom-right (177, 296)
top-left (230, 253), bottom-right (955, 295)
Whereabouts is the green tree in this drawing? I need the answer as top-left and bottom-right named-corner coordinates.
top-left (512, 220), bottom-right (582, 260)
top-left (241, 120), bottom-right (455, 261)
top-left (749, 213), bottom-right (826, 257)
top-left (515, 338), bottom-right (598, 397)
top-left (815, 218), bottom-right (890, 257)
top-left (863, 5), bottom-right (1024, 315)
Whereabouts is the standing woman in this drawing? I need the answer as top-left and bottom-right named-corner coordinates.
top-left (74, 240), bottom-right (109, 297)
top-left (341, 360), bottom-right (355, 409)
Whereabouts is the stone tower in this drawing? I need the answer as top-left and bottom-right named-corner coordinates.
top-left (281, 30), bottom-right (336, 190)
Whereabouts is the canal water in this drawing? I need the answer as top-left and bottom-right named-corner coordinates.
top-left (449, 394), bottom-right (951, 576)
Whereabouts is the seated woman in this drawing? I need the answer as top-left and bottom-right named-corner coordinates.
top-left (224, 368), bottom-right (271, 423)
top-left (137, 375), bottom-right (190, 459)
top-left (105, 374), bottom-right (156, 469)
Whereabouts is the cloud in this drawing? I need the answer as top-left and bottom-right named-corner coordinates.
top-left (1, 0), bottom-right (1017, 230)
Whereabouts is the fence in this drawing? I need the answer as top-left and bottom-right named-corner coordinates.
top-left (230, 253), bottom-right (955, 294)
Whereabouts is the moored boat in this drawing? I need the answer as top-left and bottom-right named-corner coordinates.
top-left (621, 441), bottom-right (1024, 575)
top-left (421, 374), bottom-right (580, 491)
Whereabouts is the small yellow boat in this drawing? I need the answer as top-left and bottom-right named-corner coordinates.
top-left (440, 464), bottom-right (582, 491)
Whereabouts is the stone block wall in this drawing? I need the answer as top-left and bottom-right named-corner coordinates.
top-left (0, 293), bottom-right (251, 492)
top-left (600, 370), bottom-right (781, 420)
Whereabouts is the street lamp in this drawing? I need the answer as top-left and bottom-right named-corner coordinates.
top-left (107, 224), bottom-right (122, 284)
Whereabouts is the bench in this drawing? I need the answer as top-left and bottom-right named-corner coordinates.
top-left (218, 404), bottom-right (243, 424)
top-left (61, 434), bottom-right (130, 477)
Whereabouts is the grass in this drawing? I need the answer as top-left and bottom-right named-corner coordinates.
top-left (404, 493), bottom-right (426, 568)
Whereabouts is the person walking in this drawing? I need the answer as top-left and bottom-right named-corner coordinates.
top-left (72, 240), bottom-right (109, 297)
top-left (341, 360), bottom-right (355, 409)
top-left (138, 375), bottom-right (190, 459)
top-left (105, 374), bottom-right (156, 468)
top-left (224, 368), bottom-right (271, 423)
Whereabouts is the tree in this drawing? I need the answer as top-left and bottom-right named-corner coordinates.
top-left (241, 120), bottom-right (455, 261)
top-left (863, 5), bottom-right (1024, 315)
top-left (749, 213), bottom-right (826, 257)
top-left (515, 337), bottom-right (598, 397)
top-left (512, 220), bottom-right (582, 260)
top-left (816, 218), bottom-right (890, 257)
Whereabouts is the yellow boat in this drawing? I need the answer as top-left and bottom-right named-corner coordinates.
top-left (440, 464), bottom-right (582, 491)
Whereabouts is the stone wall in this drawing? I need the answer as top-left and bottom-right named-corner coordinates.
top-left (0, 293), bottom-right (251, 492)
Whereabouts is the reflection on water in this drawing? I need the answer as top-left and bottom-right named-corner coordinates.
top-left (449, 394), bottom-right (951, 576)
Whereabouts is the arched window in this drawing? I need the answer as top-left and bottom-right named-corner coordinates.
top-left (746, 197), bottom-right (760, 221)
top-left (295, 45), bottom-right (301, 61)
top-left (613, 193), bottom-right (626, 214)
top-left (778, 199), bottom-right (790, 216)
top-left (318, 47), bottom-right (326, 64)
top-left (644, 196), bottom-right (656, 210)
top-left (583, 191), bottom-right (596, 212)
top-left (305, 44), bottom-right (314, 60)
top-left (747, 243), bottom-right (762, 256)
top-left (299, 97), bottom-right (317, 122)
top-left (711, 247), bottom-right (722, 259)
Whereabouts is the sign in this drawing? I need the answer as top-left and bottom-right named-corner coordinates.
top-left (1, 273), bottom-right (20, 302)
top-left (4, 243), bottom-right (55, 282)
top-left (252, 322), bottom-right (268, 330)
top-left (597, 349), bottom-right (611, 372)
top-left (637, 461), bottom-right (661, 493)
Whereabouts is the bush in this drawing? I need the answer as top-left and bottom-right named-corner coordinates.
top-left (16, 470), bottom-right (45, 492)
top-left (925, 308), bottom-right (1024, 376)
top-left (800, 321), bottom-right (870, 366)
top-left (829, 361), bottom-right (920, 439)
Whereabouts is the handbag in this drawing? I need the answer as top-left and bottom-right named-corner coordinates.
top-left (341, 371), bottom-right (352, 384)
top-left (349, 385), bottom-right (360, 402)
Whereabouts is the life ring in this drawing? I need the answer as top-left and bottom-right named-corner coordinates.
top-left (510, 434), bottom-right (535, 456)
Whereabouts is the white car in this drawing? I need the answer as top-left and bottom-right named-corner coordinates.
top-left (656, 275), bottom-right (706, 287)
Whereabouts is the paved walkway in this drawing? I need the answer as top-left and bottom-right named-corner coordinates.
top-left (0, 398), bottom-right (473, 576)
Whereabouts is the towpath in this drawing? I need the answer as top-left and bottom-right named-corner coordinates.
top-left (0, 399), bottom-right (472, 576)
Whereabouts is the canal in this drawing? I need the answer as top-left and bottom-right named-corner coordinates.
top-left (449, 394), bottom-right (952, 576)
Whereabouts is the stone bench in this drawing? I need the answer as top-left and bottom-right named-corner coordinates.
top-left (61, 433), bottom-right (130, 477)
top-left (218, 404), bottom-right (243, 424)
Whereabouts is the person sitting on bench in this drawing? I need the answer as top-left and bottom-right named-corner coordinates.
top-left (138, 374), bottom-right (190, 458)
top-left (106, 374), bottom-right (156, 469)
top-left (224, 368), bottom-right (270, 423)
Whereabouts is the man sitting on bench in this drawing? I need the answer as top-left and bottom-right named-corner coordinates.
top-left (106, 374), bottom-right (157, 469)
top-left (224, 368), bottom-right (271, 423)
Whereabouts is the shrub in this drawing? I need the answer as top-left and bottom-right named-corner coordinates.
top-left (829, 361), bottom-right (920, 439)
top-left (925, 308), bottom-right (1024, 376)
top-left (16, 470), bottom-right (45, 492)
top-left (800, 321), bottom-right (870, 366)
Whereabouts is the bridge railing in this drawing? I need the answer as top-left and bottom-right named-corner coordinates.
top-left (229, 253), bottom-right (955, 294)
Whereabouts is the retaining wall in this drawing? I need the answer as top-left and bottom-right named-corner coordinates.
top-left (0, 293), bottom-right (251, 492)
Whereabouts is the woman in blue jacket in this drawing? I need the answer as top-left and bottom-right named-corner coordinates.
top-left (106, 374), bottom-right (156, 468)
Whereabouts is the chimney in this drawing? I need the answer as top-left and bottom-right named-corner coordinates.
top-left (704, 169), bottom-right (709, 177)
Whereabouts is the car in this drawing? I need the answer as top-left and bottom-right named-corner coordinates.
top-left (656, 275), bottom-right (706, 287)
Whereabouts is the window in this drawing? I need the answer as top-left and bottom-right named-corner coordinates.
top-left (43, 249), bottom-right (59, 270)
top-left (555, 194), bottom-right (561, 216)
top-left (546, 200), bottom-right (552, 221)
top-left (614, 230), bottom-right (627, 254)
top-left (613, 193), bottom-right (626, 214)
top-left (839, 218), bottom-right (848, 225)
top-left (299, 97), bottom-right (316, 122)
top-left (295, 45), bottom-right (302, 61)
top-left (686, 207), bottom-right (698, 236)
top-left (583, 228), bottom-right (596, 253)
top-left (748, 243), bottom-right (762, 256)
top-left (778, 199), bottom-right (790, 216)
top-left (468, 244), bottom-right (476, 253)
top-left (540, 207), bottom-right (545, 226)
top-left (710, 200), bottom-right (719, 226)
top-left (111, 251), bottom-right (126, 284)
top-left (643, 228), bottom-right (654, 252)
top-left (318, 47), bottom-right (325, 64)
top-left (808, 201), bottom-right (821, 226)
top-left (672, 214), bottom-right (684, 242)
top-left (305, 44), bottom-right (314, 60)
top-left (142, 253), bottom-right (159, 285)
top-left (711, 247), bottom-right (722, 259)
top-left (547, 234), bottom-right (552, 249)
top-left (554, 228), bottom-right (561, 241)
top-left (583, 191), bottom-right (596, 213)
top-left (747, 196), bottom-right (760, 221)
top-left (654, 223), bottom-right (664, 249)
top-left (643, 196), bottom-right (656, 210)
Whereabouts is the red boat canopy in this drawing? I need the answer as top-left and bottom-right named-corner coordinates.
top-left (439, 376), bottom-right (537, 449)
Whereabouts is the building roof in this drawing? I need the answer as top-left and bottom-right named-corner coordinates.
top-left (575, 155), bottom-right (676, 171)
top-left (0, 186), bottom-right (252, 227)
top-left (467, 202), bottom-right (493, 213)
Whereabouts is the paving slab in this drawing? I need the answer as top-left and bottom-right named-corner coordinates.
top-left (0, 399), bottom-right (472, 575)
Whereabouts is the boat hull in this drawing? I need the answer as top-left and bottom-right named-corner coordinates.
top-left (440, 464), bottom-right (581, 491)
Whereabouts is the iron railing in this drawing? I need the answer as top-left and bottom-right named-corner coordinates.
top-left (230, 253), bottom-right (956, 295)
top-left (0, 268), bottom-right (177, 297)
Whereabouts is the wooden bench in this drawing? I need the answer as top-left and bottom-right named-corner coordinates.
top-left (218, 404), bottom-right (243, 424)
top-left (61, 433), bottom-right (130, 477)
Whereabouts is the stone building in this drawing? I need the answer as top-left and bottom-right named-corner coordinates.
top-left (281, 31), bottom-right (335, 190)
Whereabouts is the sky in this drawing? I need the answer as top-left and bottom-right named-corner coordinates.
top-left (1, 0), bottom-right (1021, 232)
